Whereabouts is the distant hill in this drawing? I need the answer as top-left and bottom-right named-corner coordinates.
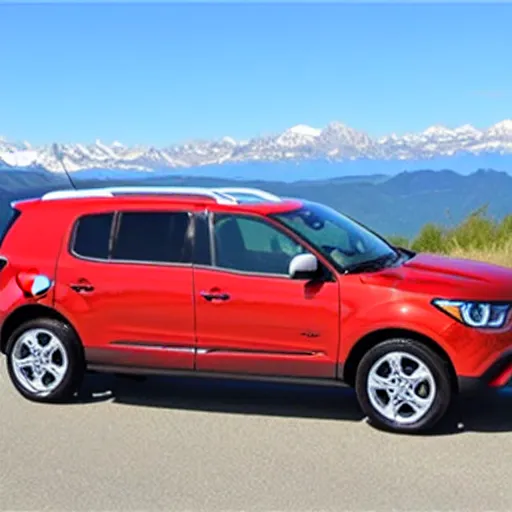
top-left (1, 166), bottom-right (511, 239)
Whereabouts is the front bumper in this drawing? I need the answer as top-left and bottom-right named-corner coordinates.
top-left (457, 349), bottom-right (512, 394)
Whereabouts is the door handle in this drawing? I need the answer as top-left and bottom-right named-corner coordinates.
top-left (69, 282), bottom-right (95, 293)
top-left (200, 291), bottom-right (230, 302)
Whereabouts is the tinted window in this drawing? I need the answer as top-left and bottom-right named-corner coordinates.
top-left (0, 206), bottom-right (21, 248)
top-left (112, 211), bottom-right (191, 264)
top-left (213, 214), bottom-right (305, 275)
top-left (73, 213), bottom-right (114, 259)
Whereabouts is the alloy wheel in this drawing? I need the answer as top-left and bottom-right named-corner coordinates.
top-left (366, 350), bottom-right (437, 425)
top-left (10, 328), bottom-right (69, 397)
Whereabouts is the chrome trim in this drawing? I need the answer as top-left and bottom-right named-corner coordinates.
top-left (41, 189), bottom-right (114, 200)
top-left (108, 343), bottom-right (322, 358)
top-left (196, 349), bottom-right (323, 356)
top-left (69, 253), bottom-right (195, 269)
top-left (191, 261), bottom-right (299, 280)
top-left (213, 187), bottom-right (282, 203)
top-left (110, 341), bottom-right (195, 353)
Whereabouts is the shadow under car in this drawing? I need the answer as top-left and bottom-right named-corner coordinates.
top-left (76, 371), bottom-right (512, 436)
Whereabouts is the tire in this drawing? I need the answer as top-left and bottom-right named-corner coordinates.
top-left (5, 317), bottom-right (85, 403)
top-left (354, 338), bottom-right (453, 434)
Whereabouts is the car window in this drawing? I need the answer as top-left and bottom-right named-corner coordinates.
top-left (112, 211), bottom-right (192, 264)
top-left (213, 214), bottom-right (305, 275)
top-left (72, 213), bottom-right (114, 260)
top-left (273, 201), bottom-right (397, 271)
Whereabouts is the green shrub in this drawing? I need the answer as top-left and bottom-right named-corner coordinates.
top-left (442, 205), bottom-right (496, 251)
top-left (403, 204), bottom-right (512, 255)
top-left (410, 223), bottom-right (447, 253)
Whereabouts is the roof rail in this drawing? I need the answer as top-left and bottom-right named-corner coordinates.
top-left (41, 189), bottom-right (114, 200)
top-left (40, 186), bottom-right (282, 205)
top-left (213, 187), bottom-right (282, 203)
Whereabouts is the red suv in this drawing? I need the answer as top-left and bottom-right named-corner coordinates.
top-left (0, 186), bottom-right (510, 433)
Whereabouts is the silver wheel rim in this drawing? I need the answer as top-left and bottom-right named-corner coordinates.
top-left (10, 328), bottom-right (69, 397)
top-left (366, 351), bottom-right (437, 425)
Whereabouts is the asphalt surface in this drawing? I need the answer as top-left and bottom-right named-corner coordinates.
top-left (0, 365), bottom-right (511, 511)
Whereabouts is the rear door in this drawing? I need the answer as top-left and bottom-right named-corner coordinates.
top-left (55, 204), bottom-right (197, 371)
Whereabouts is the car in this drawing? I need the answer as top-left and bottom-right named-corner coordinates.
top-left (0, 185), bottom-right (510, 434)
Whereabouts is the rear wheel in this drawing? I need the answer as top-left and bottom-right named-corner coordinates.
top-left (355, 338), bottom-right (453, 434)
top-left (5, 318), bottom-right (85, 403)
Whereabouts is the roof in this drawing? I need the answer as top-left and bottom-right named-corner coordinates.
top-left (12, 186), bottom-right (303, 214)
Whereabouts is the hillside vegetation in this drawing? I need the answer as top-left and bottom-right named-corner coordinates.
top-left (388, 205), bottom-right (512, 268)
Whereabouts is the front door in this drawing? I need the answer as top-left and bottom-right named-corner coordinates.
top-left (55, 207), bottom-right (196, 370)
top-left (193, 212), bottom-right (340, 378)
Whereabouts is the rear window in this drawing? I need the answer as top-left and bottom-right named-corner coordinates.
top-left (72, 213), bottom-right (114, 259)
top-left (0, 206), bottom-right (21, 248)
top-left (70, 210), bottom-right (192, 264)
top-left (112, 211), bottom-right (191, 263)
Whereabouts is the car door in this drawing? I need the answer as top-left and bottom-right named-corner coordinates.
top-left (193, 211), bottom-right (340, 379)
top-left (55, 205), bottom-right (196, 371)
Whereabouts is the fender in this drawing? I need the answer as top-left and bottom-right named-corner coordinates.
top-left (338, 297), bottom-right (458, 365)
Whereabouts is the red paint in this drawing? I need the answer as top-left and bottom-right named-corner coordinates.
top-left (193, 266), bottom-right (340, 377)
top-left (0, 192), bottom-right (511, 392)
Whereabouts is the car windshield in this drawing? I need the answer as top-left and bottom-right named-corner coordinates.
top-left (272, 201), bottom-right (401, 273)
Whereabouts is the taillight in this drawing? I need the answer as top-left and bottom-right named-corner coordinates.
top-left (15, 272), bottom-right (53, 297)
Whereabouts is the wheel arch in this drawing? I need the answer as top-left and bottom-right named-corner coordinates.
top-left (0, 304), bottom-right (82, 355)
top-left (341, 327), bottom-right (458, 392)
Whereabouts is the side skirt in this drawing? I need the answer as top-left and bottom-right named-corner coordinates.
top-left (86, 363), bottom-right (352, 389)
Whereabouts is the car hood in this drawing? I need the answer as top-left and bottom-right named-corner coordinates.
top-left (359, 252), bottom-right (512, 301)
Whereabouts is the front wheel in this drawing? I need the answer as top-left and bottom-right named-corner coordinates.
top-left (354, 338), bottom-right (453, 434)
top-left (5, 318), bottom-right (85, 403)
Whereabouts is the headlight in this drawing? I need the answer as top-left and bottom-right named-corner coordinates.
top-left (433, 299), bottom-right (511, 328)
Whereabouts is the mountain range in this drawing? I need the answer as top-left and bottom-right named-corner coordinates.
top-left (2, 119), bottom-right (512, 174)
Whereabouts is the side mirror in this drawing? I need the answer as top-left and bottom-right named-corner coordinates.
top-left (289, 253), bottom-right (318, 279)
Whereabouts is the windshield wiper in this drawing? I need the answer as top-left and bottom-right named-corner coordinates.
top-left (343, 252), bottom-right (401, 275)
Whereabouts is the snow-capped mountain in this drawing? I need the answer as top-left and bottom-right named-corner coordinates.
top-left (1, 120), bottom-right (512, 173)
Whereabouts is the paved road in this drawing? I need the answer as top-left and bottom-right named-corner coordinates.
top-left (0, 364), bottom-right (511, 511)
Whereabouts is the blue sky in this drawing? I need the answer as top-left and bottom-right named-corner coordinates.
top-left (1, 2), bottom-right (511, 146)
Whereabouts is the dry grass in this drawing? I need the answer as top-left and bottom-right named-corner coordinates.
top-left (447, 242), bottom-right (512, 268)
top-left (388, 206), bottom-right (512, 269)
